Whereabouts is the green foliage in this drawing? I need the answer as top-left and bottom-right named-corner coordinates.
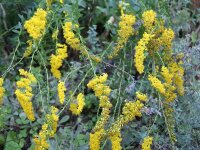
top-left (0, 0), bottom-right (199, 149)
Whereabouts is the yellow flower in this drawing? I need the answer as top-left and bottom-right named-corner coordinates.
top-left (88, 73), bottom-right (112, 149)
top-left (69, 93), bottom-right (85, 115)
top-left (169, 62), bottom-right (184, 96)
top-left (90, 129), bottom-right (105, 150)
top-left (109, 131), bottom-right (122, 150)
top-left (15, 69), bottom-right (36, 121)
top-left (63, 22), bottom-right (82, 50)
top-left (46, 106), bottom-right (59, 136)
top-left (0, 78), bottom-right (5, 104)
top-left (108, 14), bottom-right (136, 59)
top-left (134, 32), bottom-right (154, 74)
top-left (63, 22), bottom-right (101, 62)
top-left (142, 136), bottom-right (153, 150)
top-left (24, 40), bottom-right (33, 57)
top-left (160, 28), bottom-right (175, 49)
top-left (163, 83), bottom-right (177, 103)
top-left (161, 66), bottom-right (173, 84)
top-left (50, 43), bottom-right (68, 79)
top-left (148, 75), bottom-right (165, 94)
top-left (57, 81), bottom-right (66, 104)
top-left (136, 91), bottom-right (148, 102)
top-left (122, 100), bottom-right (143, 123)
top-left (108, 100), bottom-right (144, 149)
top-left (142, 10), bottom-right (157, 32)
top-left (24, 8), bottom-right (47, 40)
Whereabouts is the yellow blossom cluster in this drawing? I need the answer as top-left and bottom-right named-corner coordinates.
top-left (160, 28), bottom-right (175, 49)
top-left (148, 75), bottom-right (165, 95)
top-left (87, 73), bottom-right (112, 150)
top-left (46, 106), bottom-right (59, 136)
top-left (142, 136), bottom-right (153, 150)
top-left (109, 131), bottom-right (122, 150)
top-left (63, 22), bottom-right (81, 50)
top-left (161, 66), bottom-right (177, 102)
top-left (50, 43), bottom-right (68, 79)
top-left (24, 40), bottom-right (33, 57)
top-left (0, 78), bottom-right (5, 104)
top-left (90, 130), bottom-right (104, 150)
top-left (63, 22), bottom-right (101, 63)
top-left (134, 32), bottom-right (154, 74)
top-left (24, 8), bottom-right (47, 40)
top-left (108, 14), bottom-right (136, 59)
top-left (34, 106), bottom-right (59, 150)
top-left (169, 62), bottom-right (184, 96)
top-left (161, 66), bottom-right (173, 84)
top-left (142, 10), bottom-right (157, 32)
top-left (90, 129), bottom-right (106, 150)
top-left (136, 91), bottom-right (148, 102)
top-left (15, 69), bottom-right (36, 121)
top-left (69, 93), bottom-right (85, 115)
top-left (87, 73), bottom-right (112, 131)
top-left (33, 123), bottom-right (49, 150)
top-left (57, 81), bottom-right (66, 104)
top-left (108, 100), bottom-right (144, 150)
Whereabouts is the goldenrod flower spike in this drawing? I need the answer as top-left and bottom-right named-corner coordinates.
top-left (142, 136), bottom-right (153, 150)
top-left (148, 75), bottom-right (165, 95)
top-left (108, 100), bottom-right (144, 150)
top-left (0, 78), bottom-right (5, 104)
top-left (34, 106), bottom-right (59, 150)
top-left (88, 73), bottom-right (112, 150)
top-left (24, 8), bottom-right (47, 40)
top-left (69, 93), bottom-right (85, 115)
top-left (108, 14), bottom-right (136, 59)
top-left (15, 69), bottom-right (36, 121)
top-left (142, 10), bottom-right (157, 32)
top-left (134, 32), bottom-right (154, 74)
top-left (50, 43), bottom-right (68, 79)
top-left (136, 91), bottom-right (148, 102)
top-left (57, 81), bottom-right (66, 104)
top-left (23, 40), bottom-right (33, 57)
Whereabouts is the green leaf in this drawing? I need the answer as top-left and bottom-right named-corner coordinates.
top-left (59, 115), bottom-right (70, 124)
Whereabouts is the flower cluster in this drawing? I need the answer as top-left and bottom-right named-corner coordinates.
top-left (50, 43), bottom-right (68, 79)
top-left (87, 73), bottom-right (112, 150)
top-left (0, 78), bottom-right (5, 104)
top-left (136, 91), bottom-right (148, 102)
top-left (109, 131), bottom-right (122, 150)
top-left (34, 106), bottom-right (59, 150)
top-left (142, 10), bottom-right (156, 32)
top-left (69, 93), bottom-right (85, 115)
top-left (142, 136), bottom-right (153, 150)
top-left (87, 73), bottom-right (112, 131)
top-left (148, 75), bottom-right (166, 95)
top-left (161, 66), bottom-right (173, 84)
top-left (15, 69), bottom-right (36, 121)
top-left (63, 22), bottom-right (81, 51)
top-left (108, 100), bottom-right (144, 150)
top-left (24, 8), bottom-right (47, 40)
top-left (169, 62), bottom-right (184, 96)
top-left (57, 81), bottom-right (66, 104)
top-left (134, 32), bottom-right (154, 74)
top-left (108, 14), bottom-right (136, 59)
top-left (24, 40), bottom-right (33, 57)
top-left (63, 22), bottom-right (101, 63)
top-left (89, 129), bottom-right (106, 150)
top-left (33, 123), bottom-right (49, 150)
top-left (160, 28), bottom-right (175, 49)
